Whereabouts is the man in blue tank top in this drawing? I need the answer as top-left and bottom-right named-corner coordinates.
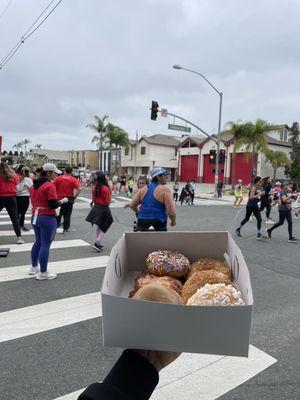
top-left (130, 167), bottom-right (176, 231)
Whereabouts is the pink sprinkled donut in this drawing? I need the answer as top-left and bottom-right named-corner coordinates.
top-left (146, 250), bottom-right (191, 278)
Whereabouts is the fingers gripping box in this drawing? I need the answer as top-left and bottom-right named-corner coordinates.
top-left (101, 231), bottom-right (253, 357)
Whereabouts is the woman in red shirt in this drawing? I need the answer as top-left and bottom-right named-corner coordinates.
top-left (29, 163), bottom-right (68, 280)
top-left (86, 172), bottom-right (113, 252)
top-left (0, 161), bottom-right (24, 244)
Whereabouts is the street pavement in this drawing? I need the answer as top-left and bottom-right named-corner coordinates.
top-left (0, 191), bottom-right (299, 400)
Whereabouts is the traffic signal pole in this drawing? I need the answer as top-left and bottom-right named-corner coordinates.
top-left (214, 92), bottom-right (223, 197)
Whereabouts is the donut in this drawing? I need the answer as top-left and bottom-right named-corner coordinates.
top-left (132, 283), bottom-right (185, 305)
top-left (146, 250), bottom-right (190, 278)
top-left (132, 272), bottom-right (183, 295)
top-left (187, 283), bottom-right (245, 306)
top-left (182, 270), bottom-right (231, 303)
top-left (188, 258), bottom-right (231, 279)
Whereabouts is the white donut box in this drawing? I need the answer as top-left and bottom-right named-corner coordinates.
top-left (101, 231), bottom-right (253, 357)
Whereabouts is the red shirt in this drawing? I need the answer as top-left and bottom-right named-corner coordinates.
top-left (0, 174), bottom-right (18, 197)
top-left (30, 181), bottom-right (58, 216)
top-left (92, 185), bottom-right (111, 206)
top-left (53, 174), bottom-right (81, 199)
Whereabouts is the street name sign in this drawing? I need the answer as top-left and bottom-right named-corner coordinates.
top-left (168, 123), bottom-right (191, 133)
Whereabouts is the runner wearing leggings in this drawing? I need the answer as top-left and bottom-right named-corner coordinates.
top-left (0, 161), bottom-right (24, 244)
top-left (236, 176), bottom-right (264, 240)
top-left (260, 177), bottom-right (273, 224)
top-left (29, 163), bottom-right (68, 280)
top-left (16, 166), bottom-right (33, 231)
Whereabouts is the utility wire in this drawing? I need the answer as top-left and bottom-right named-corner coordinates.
top-left (0, 0), bottom-right (63, 69)
top-left (0, 0), bottom-right (14, 21)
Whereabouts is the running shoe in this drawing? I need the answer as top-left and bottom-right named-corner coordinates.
top-left (28, 266), bottom-right (39, 275)
top-left (63, 229), bottom-right (70, 234)
top-left (266, 229), bottom-right (272, 239)
top-left (17, 237), bottom-right (25, 244)
top-left (256, 233), bottom-right (265, 240)
top-left (21, 226), bottom-right (30, 231)
top-left (294, 213), bottom-right (299, 219)
top-left (92, 243), bottom-right (103, 252)
top-left (235, 228), bottom-right (241, 237)
top-left (266, 219), bottom-right (274, 224)
top-left (288, 237), bottom-right (299, 243)
top-left (36, 271), bottom-right (57, 280)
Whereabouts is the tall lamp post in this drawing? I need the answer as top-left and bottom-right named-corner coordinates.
top-left (173, 65), bottom-right (223, 197)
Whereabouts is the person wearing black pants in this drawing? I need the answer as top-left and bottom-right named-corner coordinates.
top-left (16, 166), bottom-right (33, 231)
top-left (16, 196), bottom-right (30, 227)
top-left (267, 182), bottom-right (298, 243)
top-left (57, 201), bottom-right (74, 231)
top-left (260, 177), bottom-right (273, 224)
top-left (236, 176), bottom-right (264, 240)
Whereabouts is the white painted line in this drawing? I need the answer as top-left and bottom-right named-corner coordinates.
top-left (0, 214), bottom-right (29, 219)
top-left (77, 196), bottom-right (91, 203)
top-left (0, 219), bottom-right (31, 226)
top-left (0, 256), bottom-right (108, 283)
top-left (0, 239), bottom-right (90, 253)
top-left (0, 229), bottom-right (34, 236)
top-left (53, 345), bottom-right (276, 400)
top-left (0, 292), bottom-right (102, 343)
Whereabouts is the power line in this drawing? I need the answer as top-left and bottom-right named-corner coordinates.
top-left (0, 0), bottom-right (63, 70)
top-left (0, 0), bottom-right (14, 21)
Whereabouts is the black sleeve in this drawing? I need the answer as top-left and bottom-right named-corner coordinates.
top-left (48, 199), bottom-right (60, 209)
top-left (77, 350), bottom-right (159, 400)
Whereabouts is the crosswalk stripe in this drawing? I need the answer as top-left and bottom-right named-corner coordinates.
top-left (0, 292), bottom-right (101, 343)
top-left (77, 196), bottom-right (91, 203)
top-left (0, 214), bottom-right (29, 219)
top-left (0, 219), bottom-right (31, 226)
top-left (0, 256), bottom-right (108, 283)
top-left (0, 239), bottom-right (90, 253)
top-left (53, 345), bottom-right (276, 400)
top-left (0, 229), bottom-right (34, 236)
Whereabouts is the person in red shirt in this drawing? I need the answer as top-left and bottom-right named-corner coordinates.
top-left (0, 161), bottom-right (24, 244)
top-left (54, 166), bottom-right (81, 233)
top-left (29, 163), bottom-right (68, 280)
top-left (85, 172), bottom-right (113, 252)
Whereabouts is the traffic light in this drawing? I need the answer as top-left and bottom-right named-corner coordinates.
top-left (219, 149), bottom-right (226, 164)
top-left (150, 101), bottom-right (159, 121)
top-left (209, 150), bottom-right (216, 164)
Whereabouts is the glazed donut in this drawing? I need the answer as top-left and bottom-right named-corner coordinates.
top-left (133, 272), bottom-right (183, 295)
top-left (146, 250), bottom-right (191, 278)
top-left (182, 270), bottom-right (231, 303)
top-left (188, 258), bottom-right (231, 279)
top-left (133, 282), bottom-right (185, 305)
top-left (187, 283), bottom-right (245, 306)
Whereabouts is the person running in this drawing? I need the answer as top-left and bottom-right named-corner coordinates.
top-left (173, 180), bottom-right (180, 202)
top-left (54, 166), bottom-right (81, 233)
top-left (86, 172), bottom-right (113, 252)
top-left (130, 167), bottom-right (176, 231)
top-left (260, 177), bottom-right (274, 224)
top-left (29, 163), bottom-right (68, 279)
top-left (233, 179), bottom-right (243, 207)
top-left (236, 176), bottom-right (264, 240)
top-left (266, 182), bottom-right (298, 243)
top-left (0, 161), bottom-right (24, 244)
top-left (272, 181), bottom-right (282, 207)
top-left (179, 182), bottom-right (191, 205)
top-left (16, 166), bottom-right (33, 231)
top-left (217, 179), bottom-right (224, 198)
top-left (189, 180), bottom-right (195, 205)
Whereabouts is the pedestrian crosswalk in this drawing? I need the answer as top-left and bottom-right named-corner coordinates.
top-left (0, 208), bottom-right (277, 400)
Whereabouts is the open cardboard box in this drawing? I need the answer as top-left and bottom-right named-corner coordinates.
top-left (101, 231), bottom-right (253, 357)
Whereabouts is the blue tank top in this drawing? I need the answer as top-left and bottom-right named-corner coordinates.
top-left (138, 182), bottom-right (167, 222)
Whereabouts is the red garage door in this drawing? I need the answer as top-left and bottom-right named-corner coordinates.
top-left (180, 155), bottom-right (198, 182)
top-left (229, 153), bottom-right (255, 185)
top-left (202, 155), bottom-right (225, 183)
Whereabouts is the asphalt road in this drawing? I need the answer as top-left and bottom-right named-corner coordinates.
top-left (0, 192), bottom-right (299, 400)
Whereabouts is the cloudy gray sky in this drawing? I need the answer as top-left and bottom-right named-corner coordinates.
top-left (1, 0), bottom-right (300, 151)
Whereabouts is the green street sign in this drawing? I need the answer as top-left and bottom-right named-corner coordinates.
top-left (168, 123), bottom-right (191, 133)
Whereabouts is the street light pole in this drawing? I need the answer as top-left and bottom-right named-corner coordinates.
top-left (173, 65), bottom-right (223, 197)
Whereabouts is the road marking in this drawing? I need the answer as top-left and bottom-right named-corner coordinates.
top-left (53, 345), bottom-right (276, 400)
top-left (0, 256), bottom-right (108, 282)
top-left (0, 239), bottom-right (90, 253)
top-left (0, 292), bottom-right (102, 343)
top-left (0, 219), bottom-right (31, 226)
top-left (77, 196), bottom-right (91, 203)
top-left (0, 214), bottom-right (28, 219)
top-left (0, 229), bottom-right (34, 236)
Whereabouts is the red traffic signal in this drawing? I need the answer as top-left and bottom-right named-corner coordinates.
top-left (150, 101), bottom-right (159, 121)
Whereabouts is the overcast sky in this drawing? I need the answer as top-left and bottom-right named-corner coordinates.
top-left (1, 0), bottom-right (300, 151)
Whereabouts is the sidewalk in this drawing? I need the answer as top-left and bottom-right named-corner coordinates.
top-left (168, 182), bottom-right (234, 203)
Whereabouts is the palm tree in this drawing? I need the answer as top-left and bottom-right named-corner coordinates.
top-left (22, 139), bottom-right (31, 156)
top-left (234, 119), bottom-right (270, 182)
top-left (35, 144), bottom-right (42, 149)
top-left (87, 115), bottom-right (109, 169)
top-left (105, 123), bottom-right (130, 149)
top-left (265, 149), bottom-right (290, 180)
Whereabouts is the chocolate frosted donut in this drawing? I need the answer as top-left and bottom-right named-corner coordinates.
top-left (146, 250), bottom-right (191, 278)
top-left (188, 258), bottom-right (231, 279)
top-left (133, 272), bottom-right (183, 295)
top-left (182, 270), bottom-right (231, 303)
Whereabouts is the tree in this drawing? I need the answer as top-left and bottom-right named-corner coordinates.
top-left (35, 144), bottom-right (43, 149)
top-left (13, 142), bottom-right (23, 155)
top-left (22, 139), bottom-right (31, 156)
top-left (265, 149), bottom-right (290, 180)
top-left (87, 115), bottom-right (109, 169)
top-left (105, 123), bottom-right (130, 149)
top-left (286, 122), bottom-right (300, 188)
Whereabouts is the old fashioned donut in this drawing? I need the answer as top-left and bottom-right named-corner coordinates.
top-left (182, 270), bottom-right (231, 303)
top-left (132, 283), bottom-right (185, 305)
top-left (146, 250), bottom-right (190, 278)
top-left (132, 272), bottom-right (183, 295)
top-left (187, 283), bottom-right (245, 306)
top-left (188, 258), bottom-right (231, 279)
